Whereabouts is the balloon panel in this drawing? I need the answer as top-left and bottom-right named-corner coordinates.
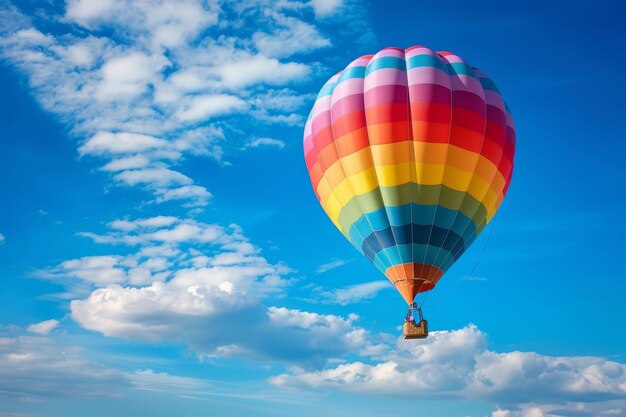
top-left (304, 46), bottom-right (516, 304)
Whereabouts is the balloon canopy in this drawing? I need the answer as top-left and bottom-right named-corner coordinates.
top-left (303, 46), bottom-right (516, 305)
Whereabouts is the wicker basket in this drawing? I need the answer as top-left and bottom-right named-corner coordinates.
top-left (403, 320), bottom-right (428, 339)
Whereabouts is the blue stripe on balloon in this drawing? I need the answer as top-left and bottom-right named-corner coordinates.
top-left (360, 225), bottom-right (465, 262)
top-left (349, 204), bottom-right (476, 248)
top-left (337, 66), bottom-right (367, 85)
top-left (406, 54), bottom-right (447, 72)
top-left (365, 56), bottom-right (406, 76)
top-left (369, 244), bottom-right (456, 269)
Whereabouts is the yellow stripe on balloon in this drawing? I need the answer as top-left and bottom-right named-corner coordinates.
top-left (317, 162), bottom-right (502, 219)
top-left (315, 141), bottom-right (505, 193)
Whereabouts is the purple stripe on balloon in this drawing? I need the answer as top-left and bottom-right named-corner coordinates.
top-left (484, 89), bottom-right (504, 107)
top-left (450, 90), bottom-right (485, 114)
top-left (485, 104), bottom-right (507, 129)
top-left (408, 84), bottom-right (451, 105)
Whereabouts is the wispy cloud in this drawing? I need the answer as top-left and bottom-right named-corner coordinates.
top-left (310, 281), bottom-right (391, 306)
top-left (465, 276), bottom-right (488, 282)
top-left (0, 333), bottom-right (129, 402)
top-left (315, 258), bottom-right (354, 274)
top-left (26, 319), bottom-right (60, 335)
top-left (245, 138), bottom-right (286, 150)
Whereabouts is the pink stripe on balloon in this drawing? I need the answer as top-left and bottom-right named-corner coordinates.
top-left (311, 95), bottom-right (333, 120)
top-left (332, 77), bottom-right (365, 101)
top-left (439, 54), bottom-right (466, 64)
top-left (484, 89), bottom-right (504, 106)
top-left (408, 84), bottom-right (451, 104)
top-left (303, 125), bottom-right (314, 153)
top-left (331, 94), bottom-right (364, 120)
top-left (506, 112), bottom-right (515, 130)
top-left (373, 47), bottom-right (405, 59)
top-left (351, 57), bottom-right (372, 67)
top-left (363, 85), bottom-right (408, 107)
top-left (449, 74), bottom-right (484, 96)
top-left (407, 66), bottom-right (450, 87)
top-left (311, 110), bottom-right (331, 133)
top-left (405, 46), bottom-right (435, 58)
top-left (364, 68), bottom-right (408, 91)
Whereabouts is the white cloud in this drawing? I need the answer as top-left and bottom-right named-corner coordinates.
top-left (27, 319), bottom-right (60, 335)
top-left (101, 155), bottom-right (152, 171)
top-left (247, 138), bottom-right (286, 149)
top-left (0, 334), bottom-right (129, 401)
top-left (310, 0), bottom-right (344, 18)
top-left (323, 281), bottom-right (391, 305)
top-left (270, 325), bottom-right (626, 408)
top-left (154, 185), bottom-right (212, 206)
top-left (253, 13), bottom-right (330, 58)
top-left (214, 55), bottom-right (309, 89)
top-left (57, 256), bottom-right (129, 286)
top-left (0, 233), bottom-right (4, 244)
top-left (127, 369), bottom-right (211, 394)
top-left (315, 258), bottom-right (353, 274)
top-left (0, 329), bottom-right (221, 403)
top-left (97, 52), bottom-right (169, 101)
top-left (79, 217), bottom-right (227, 245)
top-left (0, 1), bottom-right (345, 208)
top-left (175, 94), bottom-right (247, 122)
top-left (30, 215), bottom-right (375, 366)
top-left (110, 216), bottom-right (178, 231)
top-left (114, 167), bottom-right (192, 187)
top-left (79, 131), bottom-right (169, 156)
top-left (65, 0), bottom-right (220, 49)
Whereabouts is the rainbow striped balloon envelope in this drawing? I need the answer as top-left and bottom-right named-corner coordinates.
top-left (303, 46), bottom-right (516, 305)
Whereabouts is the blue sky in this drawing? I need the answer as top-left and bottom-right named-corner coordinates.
top-left (1, 1), bottom-right (625, 416)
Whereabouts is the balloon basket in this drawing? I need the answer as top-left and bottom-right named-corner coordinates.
top-left (403, 319), bottom-right (428, 339)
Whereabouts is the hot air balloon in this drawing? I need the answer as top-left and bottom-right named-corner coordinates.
top-left (303, 46), bottom-right (515, 339)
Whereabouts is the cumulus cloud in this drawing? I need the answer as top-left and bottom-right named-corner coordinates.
top-left (270, 325), bottom-right (626, 414)
top-left (27, 319), bottom-right (60, 335)
top-left (0, 233), bottom-right (4, 244)
top-left (28, 215), bottom-right (376, 367)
